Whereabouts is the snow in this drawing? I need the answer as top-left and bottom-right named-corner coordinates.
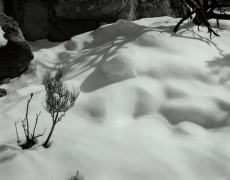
top-left (1, 17), bottom-right (230, 180)
top-left (0, 26), bottom-right (7, 47)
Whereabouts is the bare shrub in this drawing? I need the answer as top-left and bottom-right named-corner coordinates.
top-left (14, 93), bottom-right (46, 149)
top-left (42, 67), bottom-right (79, 147)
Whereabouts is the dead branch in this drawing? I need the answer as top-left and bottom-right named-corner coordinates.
top-left (17, 93), bottom-right (45, 149)
top-left (32, 111), bottom-right (41, 139)
top-left (24, 93), bottom-right (33, 140)
top-left (34, 127), bottom-right (46, 139)
top-left (174, 0), bottom-right (226, 39)
top-left (173, 9), bottom-right (196, 33)
top-left (21, 118), bottom-right (28, 140)
top-left (211, 12), bottom-right (230, 20)
top-left (196, 8), bottom-right (220, 38)
top-left (14, 119), bottom-right (20, 143)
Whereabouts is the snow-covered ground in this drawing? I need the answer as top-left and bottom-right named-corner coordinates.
top-left (0, 17), bottom-right (230, 180)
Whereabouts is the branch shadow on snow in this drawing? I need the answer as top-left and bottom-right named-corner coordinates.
top-left (81, 20), bottom-right (226, 92)
top-left (206, 54), bottom-right (230, 86)
top-left (34, 19), bottom-right (227, 93)
top-left (158, 21), bottom-right (225, 56)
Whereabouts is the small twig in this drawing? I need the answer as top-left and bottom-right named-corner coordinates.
top-left (32, 111), bottom-right (41, 139)
top-left (208, 27), bottom-right (220, 39)
top-left (57, 113), bottom-right (65, 122)
top-left (14, 119), bottom-right (20, 143)
top-left (34, 127), bottom-right (46, 139)
top-left (25, 93), bottom-right (33, 140)
top-left (21, 119), bottom-right (28, 139)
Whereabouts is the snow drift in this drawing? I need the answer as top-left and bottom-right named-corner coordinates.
top-left (0, 17), bottom-right (230, 180)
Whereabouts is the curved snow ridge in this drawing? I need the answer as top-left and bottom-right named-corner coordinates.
top-left (114, 19), bottom-right (142, 37)
top-left (75, 78), bottom-right (165, 123)
top-left (0, 143), bottom-right (20, 164)
top-left (75, 93), bottom-right (108, 123)
top-left (101, 51), bottom-right (138, 82)
top-left (101, 48), bottom-right (216, 85)
top-left (133, 31), bottom-right (171, 49)
top-left (160, 96), bottom-right (230, 128)
top-left (75, 76), bottom-right (230, 129)
top-left (161, 77), bottom-right (230, 129)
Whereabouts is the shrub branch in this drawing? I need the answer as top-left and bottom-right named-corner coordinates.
top-left (15, 93), bottom-right (46, 149)
top-left (14, 119), bottom-right (20, 143)
top-left (42, 67), bottom-right (79, 147)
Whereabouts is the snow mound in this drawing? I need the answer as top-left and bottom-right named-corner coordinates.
top-left (134, 31), bottom-right (169, 48)
top-left (114, 19), bottom-right (140, 36)
top-left (0, 143), bottom-right (20, 163)
top-left (101, 51), bottom-right (137, 82)
top-left (161, 96), bottom-right (230, 128)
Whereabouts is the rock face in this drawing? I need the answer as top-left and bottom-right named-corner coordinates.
top-left (0, 13), bottom-right (34, 78)
top-left (3, 0), bottom-right (190, 42)
top-left (48, 19), bottom-right (100, 42)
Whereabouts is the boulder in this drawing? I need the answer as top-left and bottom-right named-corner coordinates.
top-left (3, 0), bottom-right (190, 42)
top-left (0, 13), bottom-right (34, 78)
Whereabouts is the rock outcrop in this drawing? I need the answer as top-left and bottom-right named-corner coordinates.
top-left (2, 0), bottom-right (190, 42)
top-left (0, 13), bottom-right (34, 78)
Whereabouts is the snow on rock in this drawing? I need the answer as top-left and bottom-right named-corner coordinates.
top-left (0, 26), bottom-right (7, 47)
top-left (1, 17), bottom-right (230, 180)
